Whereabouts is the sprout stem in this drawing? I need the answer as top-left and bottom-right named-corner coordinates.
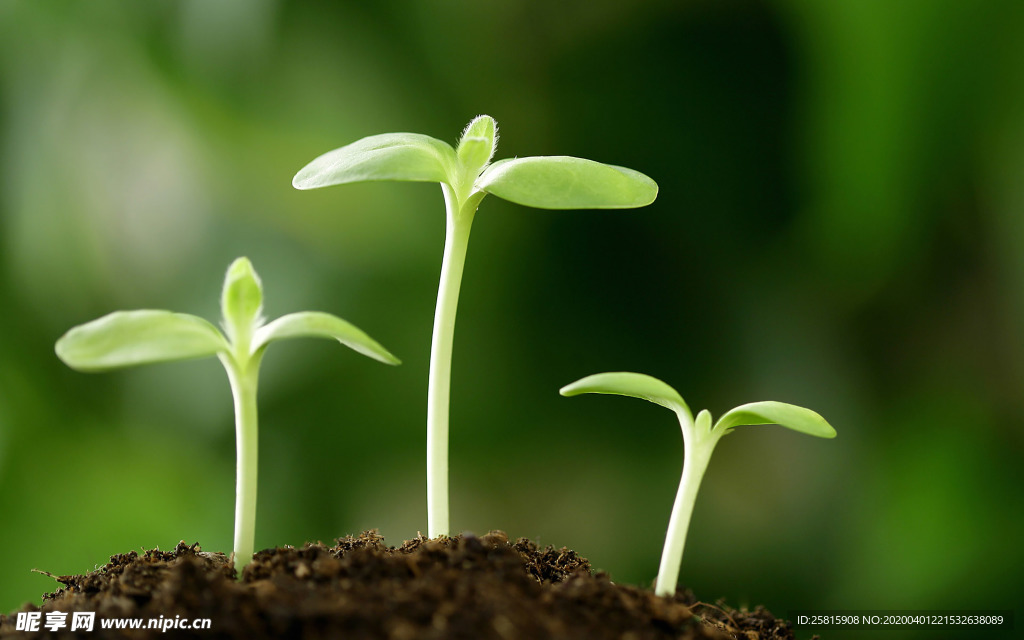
top-left (426, 185), bottom-right (475, 538)
top-left (655, 413), bottom-right (719, 596)
top-left (221, 353), bottom-right (262, 577)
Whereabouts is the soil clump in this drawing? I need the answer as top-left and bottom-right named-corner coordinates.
top-left (0, 531), bottom-right (805, 639)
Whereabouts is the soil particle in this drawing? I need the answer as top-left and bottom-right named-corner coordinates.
top-left (0, 531), bottom-right (807, 639)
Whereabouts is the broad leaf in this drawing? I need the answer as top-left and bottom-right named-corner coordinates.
top-left (56, 310), bottom-right (227, 372)
top-left (560, 372), bottom-right (691, 418)
top-left (714, 401), bottom-right (836, 438)
top-left (476, 156), bottom-right (658, 209)
top-left (252, 311), bottom-right (400, 365)
top-left (292, 133), bottom-right (456, 190)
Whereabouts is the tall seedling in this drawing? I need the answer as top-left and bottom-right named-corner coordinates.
top-left (294, 116), bottom-right (658, 537)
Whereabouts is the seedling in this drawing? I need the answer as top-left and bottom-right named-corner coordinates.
top-left (54, 258), bottom-right (399, 575)
top-left (293, 115), bottom-right (658, 537)
top-left (560, 372), bottom-right (835, 597)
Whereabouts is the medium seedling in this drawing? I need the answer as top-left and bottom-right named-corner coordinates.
top-left (55, 257), bottom-right (400, 575)
top-left (293, 115), bottom-right (658, 537)
top-left (560, 371), bottom-right (835, 596)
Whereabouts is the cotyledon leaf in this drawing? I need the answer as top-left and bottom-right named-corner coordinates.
top-left (55, 310), bottom-right (227, 372)
top-left (476, 156), bottom-right (658, 210)
top-left (713, 401), bottom-right (836, 438)
top-left (560, 372), bottom-right (691, 419)
top-left (252, 311), bottom-right (400, 365)
top-left (292, 132), bottom-right (456, 190)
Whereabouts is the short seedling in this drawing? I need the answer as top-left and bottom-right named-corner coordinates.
top-left (560, 372), bottom-right (835, 597)
top-left (293, 115), bottom-right (659, 537)
top-left (55, 258), bottom-right (400, 575)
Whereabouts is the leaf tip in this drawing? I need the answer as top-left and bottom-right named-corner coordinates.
top-left (53, 332), bottom-right (74, 367)
top-left (461, 114), bottom-right (498, 145)
top-left (559, 374), bottom-right (605, 397)
top-left (354, 343), bottom-right (401, 367)
top-left (791, 405), bottom-right (837, 438)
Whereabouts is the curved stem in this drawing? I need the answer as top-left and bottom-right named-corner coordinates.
top-left (427, 185), bottom-right (474, 538)
top-left (655, 416), bottom-right (720, 596)
top-left (221, 353), bottom-right (261, 577)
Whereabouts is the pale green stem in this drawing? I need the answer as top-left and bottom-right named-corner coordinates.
top-left (427, 184), bottom-right (475, 538)
top-left (220, 351), bottom-right (262, 577)
top-left (655, 413), bottom-right (721, 596)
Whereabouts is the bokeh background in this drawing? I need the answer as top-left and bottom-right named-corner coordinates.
top-left (1, 1), bottom-right (1022, 637)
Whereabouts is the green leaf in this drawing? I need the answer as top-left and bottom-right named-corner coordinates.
top-left (292, 133), bottom-right (456, 190)
top-left (560, 372), bottom-right (691, 418)
top-left (221, 257), bottom-right (264, 341)
top-left (476, 156), bottom-right (658, 209)
top-left (456, 115), bottom-right (498, 171)
top-left (56, 311), bottom-right (227, 372)
top-left (714, 401), bottom-right (836, 438)
top-left (252, 311), bottom-right (400, 365)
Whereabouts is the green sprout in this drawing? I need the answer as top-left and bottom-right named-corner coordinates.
top-left (560, 372), bottom-right (835, 597)
top-left (293, 115), bottom-right (658, 537)
top-left (54, 257), bottom-right (399, 575)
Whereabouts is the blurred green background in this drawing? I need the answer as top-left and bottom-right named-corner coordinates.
top-left (1, 0), bottom-right (1022, 636)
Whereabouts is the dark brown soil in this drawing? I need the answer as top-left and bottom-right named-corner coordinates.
top-left (0, 531), bottom-right (806, 639)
